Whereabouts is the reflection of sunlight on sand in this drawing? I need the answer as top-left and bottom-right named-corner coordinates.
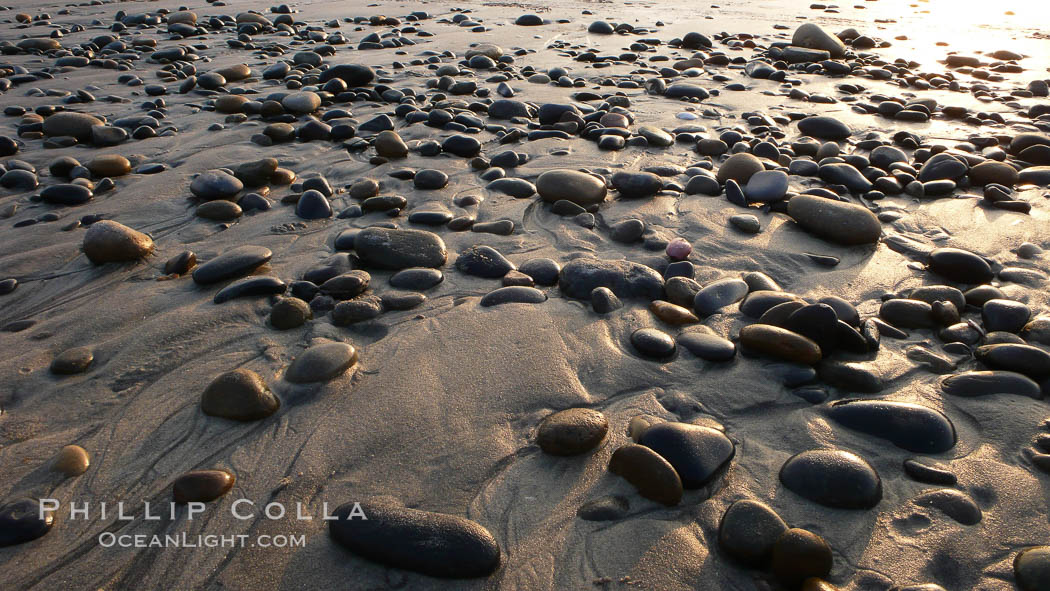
top-left (886, 0), bottom-right (1050, 71)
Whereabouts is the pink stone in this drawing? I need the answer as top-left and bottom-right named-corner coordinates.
top-left (666, 238), bottom-right (692, 260)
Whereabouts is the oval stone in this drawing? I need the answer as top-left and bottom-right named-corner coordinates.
top-left (172, 470), bottom-right (235, 503)
top-left (536, 408), bottom-right (609, 455)
top-left (787, 194), bottom-right (881, 245)
top-left (536, 169), bottom-right (607, 206)
top-left (779, 449), bottom-right (882, 509)
top-left (608, 443), bottom-right (683, 506)
top-left (284, 342), bottom-right (358, 383)
top-left (192, 246), bottom-right (272, 284)
top-left (0, 499), bottom-right (54, 547)
top-left (826, 399), bottom-right (956, 453)
top-left (639, 422), bottom-right (735, 488)
top-left (201, 368), bottom-right (280, 421)
top-left (741, 324), bottom-right (822, 365)
top-left (328, 498), bottom-right (500, 578)
top-left (354, 227), bottom-right (447, 270)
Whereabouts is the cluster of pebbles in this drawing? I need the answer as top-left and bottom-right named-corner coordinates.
top-left (1, 0), bottom-right (1049, 589)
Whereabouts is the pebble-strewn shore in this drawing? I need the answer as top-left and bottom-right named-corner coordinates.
top-left (1, 0), bottom-right (1049, 588)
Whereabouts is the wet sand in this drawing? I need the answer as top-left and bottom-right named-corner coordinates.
top-left (0, 0), bottom-right (1049, 589)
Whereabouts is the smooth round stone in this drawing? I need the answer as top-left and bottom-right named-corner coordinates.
top-left (631, 328), bottom-right (676, 358)
top-left (911, 489), bottom-right (981, 525)
top-left (608, 443), bottom-right (683, 506)
top-left (745, 170), bottom-right (789, 202)
top-left (330, 295), bottom-right (383, 325)
top-left (355, 227), bottom-right (447, 270)
top-left (942, 371), bottom-right (1042, 398)
top-left (779, 449), bottom-right (882, 509)
top-left (165, 251), bottom-right (197, 276)
top-left (969, 161), bottom-right (1017, 186)
top-left (928, 248), bottom-right (992, 283)
top-left (1, 169), bottom-right (37, 190)
top-left (536, 169), bottom-right (607, 206)
top-left (50, 346), bottom-right (94, 375)
top-left (281, 91), bottom-right (321, 114)
top-left (741, 324), bottom-right (822, 364)
top-left (693, 277), bottom-right (749, 316)
top-left (414, 169), bottom-right (449, 190)
top-left (666, 238), bottom-right (691, 261)
top-left (975, 344), bottom-right (1050, 378)
top-left (918, 154), bottom-right (967, 182)
top-left (285, 342), bottom-right (357, 383)
top-left (374, 130), bottom-right (408, 158)
top-left (639, 422), bottom-right (734, 488)
top-left (0, 499), bottom-right (54, 547)
top-left (678, 330), bottom-right (736, 361)
top-left (442, 135), bottom-right (481, 157)
top-left (215, 95), bottom-right (248, 113)
top-left (92, 125), bottom-right (128, 149)
top-left (826, 399), bottom-right (956, 453)
top-left (787, 194), bottom-right (881, 245)
top-left (201, 368), bottom-right (280, 421)
top-left (716, 153), bottom-right (764, 184)
top-left (270, 297), bottom-right (312, 329)
top-left (798, 116), bottom-right (851, 140)
top-left (793, 22), bottom-right (846, 56)
top-left (904, 459), bottom-right (957, 486)
top-left (560, 258), bottom-right (663, 300)
top-left (537, 408), bottom-right (609, 455)
top-left (83, 220), bottom-right (154, 264)
top-left (1015, 546), bottom-right (1050, 591)
top-left (453, 245), bottom-right (513, 278)
top-left (213, 276), bottom-right (286, 304)
top-left (577, 496), bottom-right (629, 521)
top-left (741, 291), bottom-right (801, 318)
top-left (480, 286), bottom-right (546, 306)
top-left (41, 184), bottom-right (93, 206)
top-left (515, 14), bottom-right (543, 25)
top-left (388, 268), bottom-right (442, 291)
top-left (591, 286), bottom-right (623, 314)
top-left (486, 178), bottom-right (536, 198)
top-left (192, 246), bottom-right (272, 284)
top-left (685, 173), bottom-right (721, 195)
top-left (611, 172), bottom-right (662, 198)
top-left (982, 299), bottom-right (1030, 333)
top-left (50, 445), bottom-right (90, 477)
top-left (639, 126), bottom-right (673, 147)
top-left (718, 499), bottom-right (788, 568)
top-left (319, 64), bottom-right (375, 87)
top-left (772, 528), bottom-right (833, 589)
top-left (610, 219), bottom-right (645, 243)
top-left (172, 470), bottom-right (235, 503)
top-left (818, 163), bottom-right (873, 193)
top-left (880, 299), bottom-right (934, 329)
top-left (910, 285), bottom-right (966, 310)
top-left (650, 300), bottom-right (699, 325)
top-left (382, 292), bottom-right (425, 311)
top-left (664, 277), bottom-right (701, 307)
top-left (42, 111), bottom-right (103, 142)
top-left (518, 258), bottom-right (560, 285)
top-left (191, 170), bottom-right (243, 200)
top-left (197, 200), bottom-right (242, 221)
top-left (85, 154), bottom-right (131, 177)
top-left (664, 83), bottom-right (710, 100)
top-left (328, 498), bottom-right (500, 578)
top-left (1025, 317), bottom-right (1050, 345)
top-left (296, 189), bottom-right (332, 219)
top-left (870, 146), bottom-right (908, 170)
top-left (588, 20), bottom-right (615, 34)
